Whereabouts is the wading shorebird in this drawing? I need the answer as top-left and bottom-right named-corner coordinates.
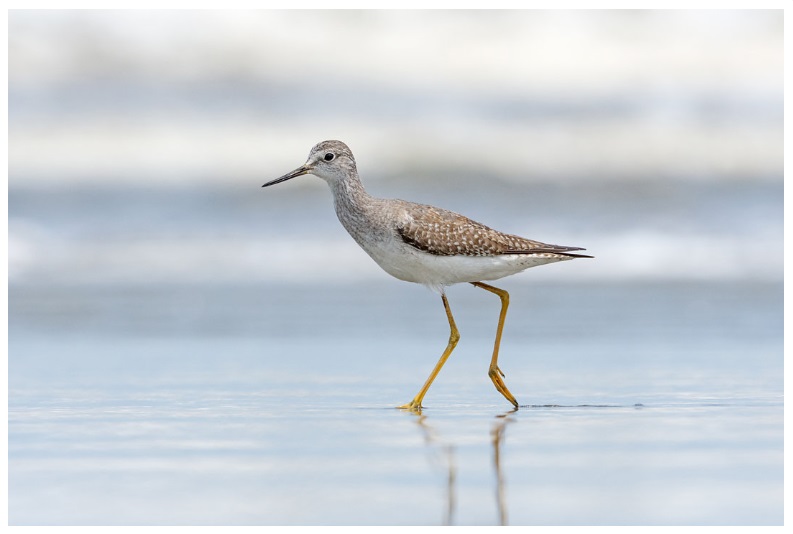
top-left (263, 140), bottom-right (591, 411)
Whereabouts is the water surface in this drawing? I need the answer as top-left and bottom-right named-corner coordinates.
top-left (9, 281), bottom-right (783, 525)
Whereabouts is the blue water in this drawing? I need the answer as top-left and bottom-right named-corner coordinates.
top-left (8, 279), bottom-right (783, 525)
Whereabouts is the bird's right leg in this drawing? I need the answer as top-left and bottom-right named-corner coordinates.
top-left (471, 281), bottom-right (519, 409)
top-left (398, 293), bottom-right (460, 413)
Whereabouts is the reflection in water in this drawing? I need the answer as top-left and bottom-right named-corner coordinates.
top-left (491, 410), bottom-right (516, 525)
top-left (407, 409), bottom-right (516, 525)
top-left (413, 414), bottom-right (457, 525)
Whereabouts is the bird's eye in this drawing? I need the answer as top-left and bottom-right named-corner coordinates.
top-left (324, 153), bottom-right (335, 162)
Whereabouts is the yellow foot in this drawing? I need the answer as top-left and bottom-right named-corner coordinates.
top-left (397, 399), bottom-right (423, 413)
top-left (488, 367), bottom-right (519, 409)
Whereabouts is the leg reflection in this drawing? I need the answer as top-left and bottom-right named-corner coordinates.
top-left (412, 413), bottom-right (457, 525)
top-left (492, 409), bottom-right (516, 525)
top-left (401, 409), bottom-right (517, 526)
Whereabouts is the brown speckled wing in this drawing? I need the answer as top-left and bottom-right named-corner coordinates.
top-left (395, 202), bottom-right (591, 258)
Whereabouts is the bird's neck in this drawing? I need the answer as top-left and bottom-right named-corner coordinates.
top-left (330, 173), bottom-right (371, 212)
top-left (328, 173), bottom-right (376, 238)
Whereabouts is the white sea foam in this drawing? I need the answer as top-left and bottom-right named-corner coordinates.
top-left (8, 223), bottom-right (781, 285)
top-left (8, 10), bottom-right (782, 185)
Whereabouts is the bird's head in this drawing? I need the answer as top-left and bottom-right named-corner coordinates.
top-left (263, 140), bottom-right (357, 188)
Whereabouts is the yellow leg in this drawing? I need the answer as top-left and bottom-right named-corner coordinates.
top-left (471, 282), bottom-right (519, 409)
top-left (398, 293), bottom-right (460, 412)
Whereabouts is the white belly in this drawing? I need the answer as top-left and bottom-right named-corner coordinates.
top-left (357, 237), bottom-right (568, 290)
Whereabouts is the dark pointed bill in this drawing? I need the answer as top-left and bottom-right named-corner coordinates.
top-left (262, 164), bottom-right (312, 187)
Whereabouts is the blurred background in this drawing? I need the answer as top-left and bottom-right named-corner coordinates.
top-left (8, 9), bottom-right (782, 285)
top-left (8, 9), bottom-right (783, 526)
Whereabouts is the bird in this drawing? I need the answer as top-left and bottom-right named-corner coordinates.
top-left (262, 140), bottom-right (591, 411)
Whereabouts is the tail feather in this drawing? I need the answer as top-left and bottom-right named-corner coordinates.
top-left (503, 246), bottom-right (594, 259)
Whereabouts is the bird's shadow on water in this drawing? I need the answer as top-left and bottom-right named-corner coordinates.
top-left (393, 402), bottom-right (642, 525)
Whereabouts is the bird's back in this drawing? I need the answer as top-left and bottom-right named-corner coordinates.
top-left (392, 199), bottom-right (588, 259)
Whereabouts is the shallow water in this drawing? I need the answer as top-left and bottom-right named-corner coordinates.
top-left (8, 281), bottom-right (783, 525)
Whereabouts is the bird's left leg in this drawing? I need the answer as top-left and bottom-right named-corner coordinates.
top-left (471, 282), bottom-right (519, 409)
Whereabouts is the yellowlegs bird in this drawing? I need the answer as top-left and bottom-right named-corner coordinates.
top-left (263, 140), bottom-right (591, 411)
